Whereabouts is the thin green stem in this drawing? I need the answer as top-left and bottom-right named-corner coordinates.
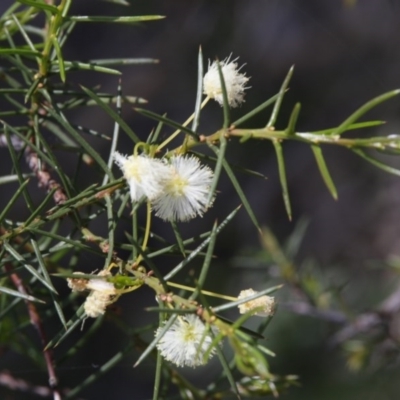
top-left (166, 281), bottom-right (237, 301)
top-left (136, 201), bottom-right (152, 265)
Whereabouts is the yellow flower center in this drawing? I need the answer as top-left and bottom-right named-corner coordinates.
top-left (165, 174), bottom-right (188, 197)
top-left (182, 322), bottom-right (196, 342)
top-left (124, 160), bottom-right (141, 181)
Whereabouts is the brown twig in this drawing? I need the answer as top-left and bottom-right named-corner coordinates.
top-left (281, 301), bottom-right (348, 324)
top-left (0, 133), bottom-right (67, 205)
top-left (329, 286), bottom-right (400, 347)
top-left (4, 264), bottom-right (62, 400)
top-left (24, 142), bottom-right (67, 204)
top-left (0, 371), bottom-right (53, 397)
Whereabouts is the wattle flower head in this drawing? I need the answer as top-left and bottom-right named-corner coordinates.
top-left (114, 152), bottom-right (169, 201)
top-left (203, 55), bottom-right (250, 108)
top-left (155, 314), bottom-right (216, 368)
top-left (237, 289), bottom-right (276, 317)
top-left (152, 155), bottom-right (214, 222)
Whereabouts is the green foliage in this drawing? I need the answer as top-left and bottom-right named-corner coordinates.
top-left (0, 1), bottom-right (400, 399)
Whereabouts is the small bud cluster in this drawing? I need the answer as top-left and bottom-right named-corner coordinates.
top-left (67, 272), bottom-right (89, 292)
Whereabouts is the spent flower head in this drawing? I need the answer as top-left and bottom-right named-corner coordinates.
top-left (67, 272), bottom-right (88, 292)
top-left (152, 155), bottom-right (214, 222)
top-left (238, 289), bottom-right (276, 317)
top-left (83, 270), bottom-right (117, 318)
top-left (203, 55), bottom-right (250, 108)
top-left (114, 152), bottom-right (169, 201)
top-left (155, 314), bottom-right (216, 368)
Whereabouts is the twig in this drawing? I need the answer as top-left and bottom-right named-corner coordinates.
top-left (4, 264), bottom-right (62, 400)
top-left (0, 134), bottom-right (67, 204)
top-left (0, 371), bottom-right (53, 397)
top-left (281, 301), bottom-right (348, 324)
top-left (329, 286), bottom-right (400, 347)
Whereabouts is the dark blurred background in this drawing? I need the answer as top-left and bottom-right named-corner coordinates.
top-left (2, 0), bottom-right (400, 399)
top-left (66, 0), bottom-right (400, 262)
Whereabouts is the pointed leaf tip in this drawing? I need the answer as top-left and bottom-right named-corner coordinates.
top-left (311, 144), bottom-right (338, 200)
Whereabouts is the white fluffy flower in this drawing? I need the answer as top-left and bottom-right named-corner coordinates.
top-left (152, 155), bottom-right (214, 222)
top-left (155, 314), bottom-right (216, 368)
top-left (203, 55), bottom-right (250, 108)
top-left (114, 152), bottom-right (169, 201)
top-left (238, 289), bottom-right (276, 317)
